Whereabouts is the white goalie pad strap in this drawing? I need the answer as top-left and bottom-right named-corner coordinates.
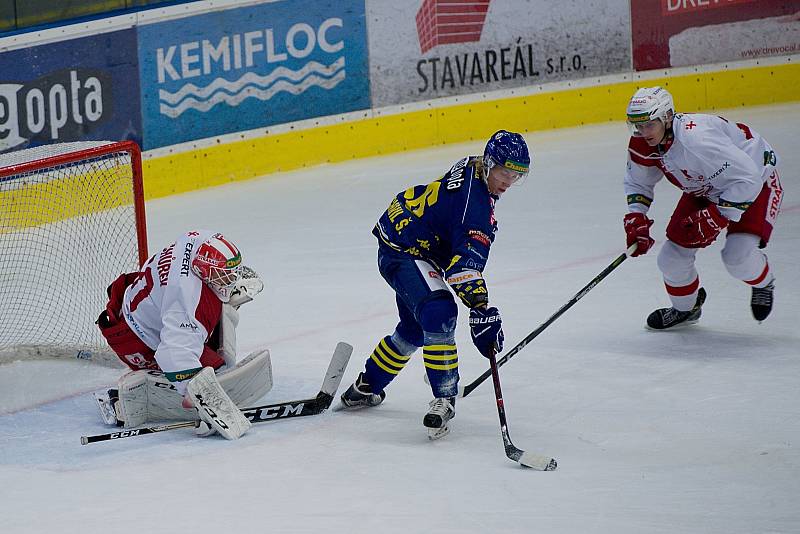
top-left (218, 304), bottom-right (240, 368)
top-left (187, 367), bottom-right (251, 440)
top-left (115, 349), bottom-right (273, 427)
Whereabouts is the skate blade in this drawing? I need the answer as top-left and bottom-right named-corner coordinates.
top-left (335, 399), bottom-right (383, 412)
top-left (645, 317), bottom-right (700, 331)
top-left (335, 399), bottom-right (379, 412)
top-left (427, 424), bottom-right (450, 440)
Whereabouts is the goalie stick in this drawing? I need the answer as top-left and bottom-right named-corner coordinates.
top-left (80, 341), bottom-right (352, 445)
top-left (487, 347), bottom-right (556, 471)
top-left (458, 244), bottom-right (637, 398)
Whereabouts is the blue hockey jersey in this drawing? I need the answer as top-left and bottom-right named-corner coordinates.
top-left (372, 156), bottom-right (497, 308)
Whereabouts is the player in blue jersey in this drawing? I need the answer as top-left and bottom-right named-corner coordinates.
top-left (339, 130), bottom-right (531, 439)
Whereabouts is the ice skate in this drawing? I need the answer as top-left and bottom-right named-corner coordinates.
top-left (339, 372), bottom-right (385, 409)
top-left (647, 287), bottom-right (706, 330)
top-left (751, 281), bottom-right (774, 322)
top-left (424, 397), bottom-right (455, 440)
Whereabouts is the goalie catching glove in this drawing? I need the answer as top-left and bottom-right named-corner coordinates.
top-left (228, 265), bottom-right (265, 309)
top-left (469, 305), bottom-right (504, 358)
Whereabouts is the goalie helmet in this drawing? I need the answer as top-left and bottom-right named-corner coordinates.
top-left (483, 130), bottom-right (531, 181)
top-left (191, 233), bottom-right (243, 302)
top-left (626, 86), bottom-right (674, 136)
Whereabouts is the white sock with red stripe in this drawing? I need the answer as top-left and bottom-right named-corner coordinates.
top-left (721, 233), bottom-right (773, 288)
top-left (657, 241), bottom-right (701, 311)
top-left (664, 276), bottom-right (700, 312)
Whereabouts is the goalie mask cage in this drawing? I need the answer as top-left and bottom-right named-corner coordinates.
top-left (0, 141), bottom-right (147, 367)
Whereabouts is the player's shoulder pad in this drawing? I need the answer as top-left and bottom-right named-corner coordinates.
top-left (442, 156), bottom-right (479, 192)
top-left (672, 113), bottom-right (715, 147)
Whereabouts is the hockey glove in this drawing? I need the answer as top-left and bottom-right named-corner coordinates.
top-left (469, 306), bottom-right (504, 358)
top-left (228, 266), bottom-right (264, 309)
top-left (680, 206), bottom-right (728, 248)
top-left (623, 212), bottom-right (655, 257)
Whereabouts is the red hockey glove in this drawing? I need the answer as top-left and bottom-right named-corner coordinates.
top-left (680, 206), bottom-right (728, 248)
top-left (623, 212), bottom-right (655, 257)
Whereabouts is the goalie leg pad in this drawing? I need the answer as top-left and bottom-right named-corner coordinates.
top-left (114, 371), bottom-right (149, 428)
top-left (217, 348), bottom-right (273, 407)
top-left (115, 370), bottom-right (194, 428)
top-left (112, 349), bottom-right (272, 427)
top-left (143, 371), bottom-right (197, 423)
top-left (187, 367), bottom-right (252, 440)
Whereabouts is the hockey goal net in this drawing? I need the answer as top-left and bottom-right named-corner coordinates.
top-left (0, 141), bottom-right (147, 367)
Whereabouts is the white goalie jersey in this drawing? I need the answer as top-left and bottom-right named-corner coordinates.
top-left (121, 230), bottom-right (224, 379)
top-left (95, 230), bottom-right (270, 430)
top-left (625, 113), bottom-right (777, 222)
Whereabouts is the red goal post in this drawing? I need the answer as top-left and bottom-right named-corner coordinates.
top-left (0, 141), bottom-right (148, 367)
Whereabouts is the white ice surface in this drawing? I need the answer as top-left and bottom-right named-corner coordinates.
top-left (1, 103), bottom-right (799, 534)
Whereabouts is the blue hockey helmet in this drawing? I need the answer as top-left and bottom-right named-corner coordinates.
top-left (483, 130), bottom-right (531, 180)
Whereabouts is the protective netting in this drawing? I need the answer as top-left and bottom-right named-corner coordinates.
top-left (0, 141), bottom-right (145, 366)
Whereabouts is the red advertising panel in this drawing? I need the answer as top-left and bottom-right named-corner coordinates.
top-left (631, 0), bottom-right (799, 71)
top-left (416, 0), bottom-right (491, 53)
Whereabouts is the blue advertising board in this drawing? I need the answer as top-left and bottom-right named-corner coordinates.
top-left (138, 0), bottom-right (370, 149)
top-left (0, 29), bottom-right (142, 153)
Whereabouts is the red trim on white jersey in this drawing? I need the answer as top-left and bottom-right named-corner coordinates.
top-left (627, 136), bottom-right (683, 189)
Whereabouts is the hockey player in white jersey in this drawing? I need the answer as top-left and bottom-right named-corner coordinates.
top-left (96, 230), bottom-right (271, 439)
top-left (623, 86), bottom-right (783, 329)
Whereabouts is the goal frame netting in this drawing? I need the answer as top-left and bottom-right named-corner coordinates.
top-left (0, 140), bottom-right (148, 368)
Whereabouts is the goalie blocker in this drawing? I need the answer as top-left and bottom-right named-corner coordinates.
top-left (187, 367), bottom-right (252, 440)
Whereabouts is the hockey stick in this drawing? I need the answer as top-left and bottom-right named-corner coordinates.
top-left (80, 341), bottom-right (352, 445)
top-left (460, 244), bottom-right (637, 398)
top-left (487, 347), bottom-right (556, 470)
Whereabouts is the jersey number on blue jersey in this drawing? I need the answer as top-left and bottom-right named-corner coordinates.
top-left (404, 182), bottom-right (441, 217)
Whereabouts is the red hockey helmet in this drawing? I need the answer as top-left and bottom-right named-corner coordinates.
top-left (191, 233), bottom-right (242, 301)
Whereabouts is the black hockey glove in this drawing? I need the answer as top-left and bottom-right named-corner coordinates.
top-left (469, 306), bottom-right (504, 358)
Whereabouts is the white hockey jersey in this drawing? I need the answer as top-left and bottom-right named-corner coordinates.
top-left (625, 113), bottom-right (777, 222)
top-left (121, 230), bottom-right (222, 381)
